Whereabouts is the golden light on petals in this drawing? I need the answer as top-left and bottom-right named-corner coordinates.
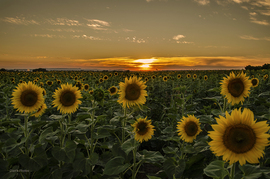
top-left (208, 108), bottom-right (270, 166)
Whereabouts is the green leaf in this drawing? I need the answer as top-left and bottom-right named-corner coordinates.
top-left (138, 150), bottom-right (165, 163)
top-left (239, 164), bottom-right (263, 179)
top-left (64, 140), bottom-right (77, 163)
top-left (52, 168), bottom-right (62, 179)
top-left (203, 160), bottom-right (229, 179)
top-left (163, 158), bottom-right (185, 178)
top-left (162, 146), bottom-right (178, 155)
top-left (93, 128), bottom-right (111, 139)
top-left (103, 156), bottom-right (130, 176)
top-left (147, 175), bottom-right (162, 179)
top-left (39, 126), bottom-right (53, 144)
top-left (51, 146), bottom-right (66, 161)
top-left (49, 114), bottom-right (63, 120)
top-left (121, 138), bottom-right (140, 155)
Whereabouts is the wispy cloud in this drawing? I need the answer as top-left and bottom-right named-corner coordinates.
top-left (173, 35), bottom-right (185, 40)
top-left (194, 0), bottom-right (210, 5)
top-left (240, 35), bottom-right (270, 41)
top-left (1, 16), bottom-right (39, 25)
top-left (85, 19), bottom-right (110, 30)
top-left (45, 18), bottom-right (82, 26)
top-left (47, 28), bottom-right (83, 32)
top-left (249, 16), bottom-right (269, 25)
top-left (31, 34), bottom-right (66, 38)
top-left (125, 37), bottom-right (146, 43)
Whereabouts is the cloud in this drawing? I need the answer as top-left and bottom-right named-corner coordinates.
top-left (173, 35), bottom-right (185, 40)
top-left (47, 28), bottom-right (83, 32)
top-left (1, 16), bottom-right (39, 25)
top-left (194, 0), bottom-right (210, 5)
top-left (82, 34), bottom-right (103, 40)
top-left (32, 34), bottom-right (66, 38)
top-left (46, 18), bottom-right (82, 26)
top-left (240, 35), bottom-right (270, 41)
top-left (85, 19), bottom-right (110, 30)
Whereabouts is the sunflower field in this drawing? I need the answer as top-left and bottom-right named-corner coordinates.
top-left (0, 69), bottom-right (270, 179)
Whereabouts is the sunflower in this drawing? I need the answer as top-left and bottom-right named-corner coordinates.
top-left (83, 84), bottom-right (90, 91)
top-left (57, 80), bottom-right (61, 85)
top-left (46, 80), bottom-right (53, 86)
top-left (103, 75), bottom-right (108, 80)
top-left (52, 83), bottom-right (82, 114)
top-left (263, 74), bottom-right (268, 80)
top-left (251, 78), bottom-right (259, 87)
top-left (31, 103), bottom-right (47, 117)
top-left (152, 75), bottom-right (156, 79)
top-left (145, 77), bottom-right (148, 82)
top-left (193, 74), bottom-right (197, 79)
top-left (131, 117), bottom-right (155, 143)
top-left (11, 81), bottom-right (44, 113)
top-left (114, 72), bottom-right (118, 76)
top-left (39, 82), bottom-right (44, 87)
top-left (163, 76), bottom-right (168, 82)
top-left (220, 72), bottom-right (252, 105)
top-left (118, 76), bottom-right (147, 108)
top-left (204, 75), bottom-right (208, 81)
top-left (187, 74), bottom-right (191, 78)
top-left (42, 88), bottom-right (46, 96)
top-left (108, 86), bottom-right (118, 95)
top-left (177, 74), bottom-right (181, 79)
top-left (208, 108), bottom-right (270, 166)
top-left (177, 115), bottom-right (202, 143)
top-left (99, 78), bottom-right (103, 83)
top-left (89, 90), bottom-right (94, 95)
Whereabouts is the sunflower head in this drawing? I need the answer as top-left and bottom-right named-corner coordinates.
top-left (117, 76), bottom-right (147, 108)
top-left (163, 76), bottom-right (168, 82)
top-left (208, 108), bottom-right (270, 166)
top-left (193, 74), bottom-right (197, 79)
top-left (46, 81), bottom-right (53, 86)
top-left (11, 81), bottom-right (45, 113)
top-left (52, 83), bottom-right (82, 114)
top-left (108, 86), bottom-right (118, 95)
top-left (177, 115), bottom-right (202, 143)
top-left (177, 74), bottom-right (181, 79)
top-left (251, 78), bottom-right (259, 87)
top-left (263, 74), bottom-right (268, 80)
top-left (220, 72), bottom-right (252, 105)
top-left (131, 117), bottom-right (155, 143)
top-left (187, 74), bottom-right (191, 78)
top-left (83, 84), bottom-right (90, 91)
top-left (103, 75), bottom-right (108, 80)
top-left (89, 90), bottom-right (94, 95)
top-left (204, 75), bottom-right (208, 81)
top-left (93, 88), bottom-right (105, 102)
top-left (99, 78), bottom-right (104, 83)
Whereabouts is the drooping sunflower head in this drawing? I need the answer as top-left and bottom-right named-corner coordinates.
top-left (204, 75), bottom-right (208, 81)
top-left (93, 88), bottom-right (105, 102)
top-left (220, 71), bottom-right (252, 105)
top-left (31, 103), bottom-right (47, 117)
top-left (52, 83), bottom-right (82, 114)
top-left (251, 78), bottom-right (259, 87)
top-left (208, 108), bottom-right (270, 166)
top-left (108, 86), bottom-right (118, 95)
top-left (11, 81), bottom-right (45, 113)
top-left (177, 115), bottom-right (202, 143)
top-left (131, 117), bottom-right (155, 143)
top-left (117, 76), bottom-right (147, 108)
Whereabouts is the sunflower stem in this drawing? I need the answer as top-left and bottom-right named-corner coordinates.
top-left (122, 107), bottom-right (127, 144)
top-left (230, 163), bottom-right (236, 179)
top-left (24, 114), bottom-right (30, 155)
top-left (132, 140), bottom-right (138, 179)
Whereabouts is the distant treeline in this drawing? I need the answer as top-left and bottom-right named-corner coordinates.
top-left (245, 63), bottom-right (270, 70)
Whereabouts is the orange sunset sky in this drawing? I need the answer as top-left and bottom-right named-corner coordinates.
top-left (0, 0), bottom-right (270, 71)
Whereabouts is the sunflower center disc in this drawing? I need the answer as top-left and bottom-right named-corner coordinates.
top-left (21, 90), bottom-right (38, 107)
top-left (137, 122), bottom-right (148, 135)
top-left (125, 84), bottom-right (141, 100)
top-left (60, 91), bottom-right (76, 106)
top-left (110, 88), bottom-right (116, 93)
top-left (228, 78), bottom-right (244, 97)
top-left (184, 121), bottom-right (198, 136)
top-left (251, 79), bottom-right (258, 86)
top-left (223, 124), bottom-right (256, 154)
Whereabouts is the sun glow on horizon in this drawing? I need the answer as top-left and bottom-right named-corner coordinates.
top-left (134, 58), bottom-right (156, 70)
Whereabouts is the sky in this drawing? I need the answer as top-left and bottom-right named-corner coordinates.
top-left (0, 0), bottom-right (270, 71)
